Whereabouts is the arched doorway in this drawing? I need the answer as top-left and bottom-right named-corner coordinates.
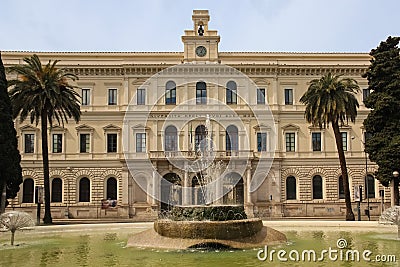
top-left (161, 173), bottom-right (182, 211)
top-left (222, 173), bottom-right (244, 205)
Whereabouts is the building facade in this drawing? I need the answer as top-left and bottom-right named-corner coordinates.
top-left (4, 10), bottom-right (391, 220)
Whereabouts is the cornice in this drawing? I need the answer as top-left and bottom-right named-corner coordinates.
top-left (3, 50), bottom-right (369, 78)
top-left (231, 64), bottom-right (368, 77)
top-left (58, 63), bottom-right (368, 77)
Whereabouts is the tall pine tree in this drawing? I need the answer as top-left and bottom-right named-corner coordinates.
top-left (0, 53), bottom-right (23, 213)
top-left (363, 36), bottom-right (400, 205)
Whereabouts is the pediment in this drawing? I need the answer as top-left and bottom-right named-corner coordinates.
top-left (103, 124), bottom-right (121, 131)
top-left (308, 125), bottom-right (326, 131)
top-left (76, 124), bottom-right (94, 132)
top-left (49, 125), bottom-right (67, 132)
top-left (339, 125), bottom-right (352, 130)
top-left (281, 123), bottom-right (300, 131)
top-left (20, 125), bottom-right (38, 131)
top-left (132, 124), bottom-right (150, 131)
top-left (253, 123), bottom-right (272, 131)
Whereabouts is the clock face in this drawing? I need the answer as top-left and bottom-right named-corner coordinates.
top-left (195, 46), bottom-right (207, 57)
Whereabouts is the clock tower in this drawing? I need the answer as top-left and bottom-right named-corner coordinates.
top-left (182, 10), bottom-right (220, 63)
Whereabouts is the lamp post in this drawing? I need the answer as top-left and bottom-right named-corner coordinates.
top-left (66, 167), bottom-right (72, 219)
top-left (393, 171), bottom-right (399, 206)
top-left (352, 135), bottom-right (370, 220)
top-left (363, 140), bottom-right (370, 221)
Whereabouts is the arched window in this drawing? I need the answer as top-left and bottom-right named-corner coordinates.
top-left (312, 175), bottom-right (323, 199)
top-left (161, 173), bottom-right (182, 211)
top-left (164, 125), bottom-right (178, 151)
top-left (51, 178), bottom-right (62, 203)
top-left (195, 125), bottom-right (207, 152)
top-left (286, 176), bottom-right (296, 200)
top-left (226, 125), bottom-right (238, 151)
top-left (365, 174), bottom-right (375, 199)
top-left (196, 82), bottom-right (207, 104)
top-left (338, 176), bottom-right (345, 199)
top-left (226, 81), bottom-right (237, 104)
top-left (106, 177), bottom-right (118, 200)
top-left (22, 178), bottom-right (34, 203)
top-left (79, 177), bottom-right (90, 202)
top-left (165, 81), bottom-right (176, 105)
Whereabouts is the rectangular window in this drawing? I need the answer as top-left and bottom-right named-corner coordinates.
top-left (79, 134), bottom-right (90, 153)
top-left (81, 88), bottom-right (90, 106)
top-left (366, 175), bottom-right (375, 199)
top-left (312, 132), bottom-right (322, 151)
top-left (285, 133), bottom-right (295, 152)
top-left (166, 88), bottom-right (176, 105)
top-left (107, 134), bottom-right (117, 153)
top-left (341, 132), bottom-right (348, 151)
top-left (196, 88), bottom-right (207, 104)
top-left (257, 133), bottom-right (267, 152)
top-left (284, 88), bottom-right (293, 105)
top-left (52, 134), bottom-right (62, 153)
top-left (339, 177), bottom-right (345, 199)
top-left (226, 89), bottom-right (237, 104)
top-left (108, 89), bottom-right (117, 105)
top-left (257, 88), bottom-right (265, 104)
top-left (136, 133), bottom-right (146, 152)
top-left (137, 89), bottom-right (146, 105)
top-left (362, 88), bottom-right (371, 102)
top-left (24, 134), bottom-right (34, 153)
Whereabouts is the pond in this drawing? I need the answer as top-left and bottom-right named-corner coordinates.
top-left (0, 222), bottom-right (398, 267)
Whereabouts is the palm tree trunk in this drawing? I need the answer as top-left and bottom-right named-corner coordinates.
top-left (332, 122), bottom-right (355, 221)
top-left (41, 111), bottom-right (52, 224)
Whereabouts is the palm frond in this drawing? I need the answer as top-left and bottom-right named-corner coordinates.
top-left (300, 73), bottom-right (360, 128)
top-left (8, 54), bottom-right (81, 126)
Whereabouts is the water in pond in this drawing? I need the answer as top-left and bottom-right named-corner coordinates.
top-left (0, 224), bottom-right (398, 267)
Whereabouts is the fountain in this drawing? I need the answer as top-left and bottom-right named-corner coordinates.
top-left (379, 205), bottom-right (400, 239)
top-left (127, 116), bottom-right (286, 249)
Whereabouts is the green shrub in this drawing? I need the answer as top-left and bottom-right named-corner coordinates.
top-left (165, 205), bottom-right (247, 221)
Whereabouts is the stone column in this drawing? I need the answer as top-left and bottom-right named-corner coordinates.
top-left (123, 77), bottom-right (129, 106)
top-left (246, 165), bottom-right (252, 204)
top-left (182, 169), bottom-right (190, 206)
top-left (245, 164), bottom-right (254, 218)
top-left (216, 173), bottom-right (223, 205)
top-left (152, 165), bottom-right (158, 206)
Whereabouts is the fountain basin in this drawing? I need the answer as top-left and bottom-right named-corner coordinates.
top-left (154, 218), bottom-right (262, 240)
top-left (128, 218), bottom-right (287, 249)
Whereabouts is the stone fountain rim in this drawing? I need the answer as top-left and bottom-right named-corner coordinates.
top-left (156, 218), bottom-right (261, 223)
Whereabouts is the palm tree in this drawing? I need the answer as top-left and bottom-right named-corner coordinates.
top-left (300, 73), bottom-right (359, 221)
top-left (9, 54), bottom-right (81, 224)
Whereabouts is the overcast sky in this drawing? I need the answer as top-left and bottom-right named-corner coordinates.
top-left (1, 0), bottom-right (399, 53)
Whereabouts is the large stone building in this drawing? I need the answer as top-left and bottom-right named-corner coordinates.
top-left (4, 10), bottom-right (392, 220)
